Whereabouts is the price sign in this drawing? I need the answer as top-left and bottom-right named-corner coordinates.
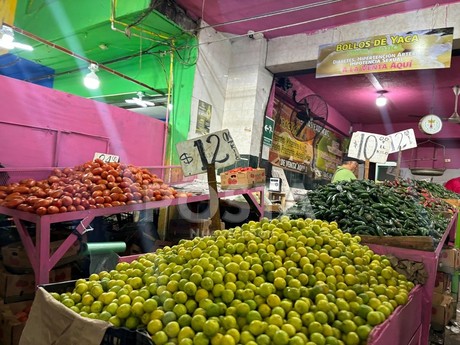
top-left (176, 129), bottom-right (240, 176)
top-left (93, 152), bottom-right (120, 163)
top-left (348, 131), bottom-right (390, 164)
top-left (388, 129), bottom-right (417, 153)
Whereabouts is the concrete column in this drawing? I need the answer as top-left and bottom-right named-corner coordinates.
top-left (222, 36), bottom-right (273, 160)
top-left (189, 25), bottom-right (232, 139)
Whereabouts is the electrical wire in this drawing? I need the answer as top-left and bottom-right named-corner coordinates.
top-left (183, 0), bottom-right (407, 48)
top-left (109, 0), bottom-right (197, 68)
top-left (164, 49), bottom-right (174, 165)
top-left (125, 0), bottom-right (161, 32)
top-left (24, 44), bottom-right (163, 84)
top-left (110, 0), bottom-right (173, 42)
top-left (173, 42), bottom-right (199, 66)
top-left (0, 56), bottom-right (21, 69)
top-left (195, 0), bottom-right (342, 32)
top-left (149, 52), bottom-right (169, 84)
top-left (9, 24), bottom-right (165, 94)
top-left (201, 0), bottom-right (206, 22)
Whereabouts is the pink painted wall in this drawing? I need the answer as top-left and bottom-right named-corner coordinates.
top-left (0, 76), bottom-right (166, 170)
top-left (360, 121), bottom-right (460, 169)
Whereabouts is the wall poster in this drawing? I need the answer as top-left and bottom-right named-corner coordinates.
top-left (268, 94), bottom-right (345, 180)
top-left (196, 100), bottom-right (212, 135)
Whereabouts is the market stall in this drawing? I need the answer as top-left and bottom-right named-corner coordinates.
top-left (284, 178), bottom-right (459, 345)
top-left (368, 215), bottom-right (457, 345)
top-left (0, 185), bottom-right (264, 285)
top-left (21, 216), bottom-right (421, 345)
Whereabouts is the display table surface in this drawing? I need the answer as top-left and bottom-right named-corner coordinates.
top-left (119, 255), bottom-right (425, 345)
top-left (368, 212), bottom-right (458, 345)
top-left (0, 186), bottom-right (264, 285)
top-left (368, 285), bottom-right (423, 345)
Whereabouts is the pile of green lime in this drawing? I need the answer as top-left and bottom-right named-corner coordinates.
top-left (51, 217), bottom-right (414, 345)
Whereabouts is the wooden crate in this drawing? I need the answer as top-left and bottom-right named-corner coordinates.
top-left (443, 199), bottom-right (460, 208)
top-left (359, 235), bottom-right (434, 251)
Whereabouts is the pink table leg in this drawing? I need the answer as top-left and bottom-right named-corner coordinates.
top-left (35, 216), bottom-right (95, 284)
top-left (49, 216), bottom-right (95, 268)
top-left (12, 218), bottom-right (37, 273)
top-left (36, 216), bottom-right (51, 285)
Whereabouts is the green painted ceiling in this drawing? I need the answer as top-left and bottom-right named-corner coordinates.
top-left (8, 0), bottom-right (196, 102)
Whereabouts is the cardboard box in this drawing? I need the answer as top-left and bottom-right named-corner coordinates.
top-left (52, 266), bottom-right (72, 284)
top-left (265, 204), bottom-right (282, 213)
top-left (431, 292), bottom-right (456, 330)
top-left (443, 199), bottom-right (460, 208)
top-left (434, 271), bottom-right (452, 293)
top-left (0, 300), bottom-right (32, 345)
top-left (220, 170), bottom-right (254, 189)
top-left (168, 219), bottom-right (224, 239)
top-left (168, 219), bottom-right (211, 239)
top-left (438, 247), bottom-right (460, 273)
top-left (220, 168), bottom-right (266, 189)
top-left (252, 168), bottom-right (266, 186)
top-left (1, 239), bottom-right (80, 273)
top-left (0, 264), bottom-right (71, 303)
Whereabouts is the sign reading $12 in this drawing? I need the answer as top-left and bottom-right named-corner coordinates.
top-left (176, 129), bottom-right (240, 176)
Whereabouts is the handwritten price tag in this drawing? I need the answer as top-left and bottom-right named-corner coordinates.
top-left (388, 129), bottom-right (417, 153)
top-left (93, 152), bottom-right (120, 163)
top-left (176, 129), bottom-right (240, 176)
top-left (348, 131), bottom-right (390, 164)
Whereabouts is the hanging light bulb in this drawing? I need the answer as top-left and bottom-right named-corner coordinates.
top-left (83, 63), bottom-right (100, 89)
top-left (376, 90), bottom-right (388, 107)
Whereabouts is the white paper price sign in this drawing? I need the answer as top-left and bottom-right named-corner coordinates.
top-left (176, 129), bottom-right (240, 176)
top-left (348, 131), bottom-right (391, 164)
top-left (388, 129), bottom-right (417, 153)
top-left (93, 152), bottom-right (120, 163)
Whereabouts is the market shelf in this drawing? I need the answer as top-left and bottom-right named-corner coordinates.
top-left (367, 212), bottom-right (458, 345)
top-left (0, 186), bottom-right (264, 285)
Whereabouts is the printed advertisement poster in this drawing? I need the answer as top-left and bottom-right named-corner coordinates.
top-left (268, 97), bottom-right (343, 177)
top-left (316, 27), bottom-right (453, 78)
top-left (269, 98), bottom-right (313, 174)
top-left (196, 100), bottom-right (212, 135)
top-left (315, 131), bottom-right (343, 176)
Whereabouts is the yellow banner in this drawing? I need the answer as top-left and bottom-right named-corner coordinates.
top-left (316, 28), bottom-right (453, 78)
top-left (0, 0), bottom-right (17, 26)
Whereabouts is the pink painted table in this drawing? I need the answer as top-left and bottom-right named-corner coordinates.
top-left (0, 186), bottom-right (264, 285)
top-left (369, 285), bottom-right (423, 345)
top-left (367, 213), bottom-right (458, 345)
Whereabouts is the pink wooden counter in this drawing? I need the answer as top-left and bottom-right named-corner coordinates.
top-left (367, 213), bottom-right (458, 345)
top-left (0, 186), bottom-right (264, 285)
top-left (368, 285), bottom-right (423, 345)
top-left (118, 255), bottom-right (426, 345)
